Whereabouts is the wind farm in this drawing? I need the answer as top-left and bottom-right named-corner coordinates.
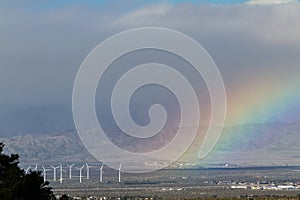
top-left (10, 122), bottom-right (300, 199)
top-left (24, 163), bottom-right (124, 184)
top-left (20, 162), bottom-right (300, 199)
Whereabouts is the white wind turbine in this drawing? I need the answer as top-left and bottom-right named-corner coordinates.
top-left (66, 163), bottom-right (75, 179)
top-left (51, 165), bottom-right (59, 182)
top-left (77, 165), bottom-right (85, 183)
top-left (85, 162), bottom-right (92, 180)
top-left (59, 164), bottom-right (64, 183)
top-left (41, 165), bottom-right (50, 182)
top-left (25, 166), bottom-right (31, 174)
top-left (97, 164), bottom-right (104, 183)
top-left (118, 163), bottom-right (122, 183)
top-left (34, 163), bottom-right (38, 171)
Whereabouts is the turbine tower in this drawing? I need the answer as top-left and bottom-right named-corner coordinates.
top-left (78, 165), bottom-right (85, 183)
top-left (34, 163), bottom-right (38, 171)
top-left (98, 164), bottom-right (104, 183)
top-left (41, 165), bottom-right (50, 182)
top-left (66, 163), bottom-right (75, 179)
top-left (59, 164), bottom-right (63, 183)
top-left (85, 162), bottom-right (92, 180)
top-left (51, 165), bottom-right (59, 182)
top-left (25, 166), bottom-right (31, 174)
top-left (118, 163), bottom-right (122, 183)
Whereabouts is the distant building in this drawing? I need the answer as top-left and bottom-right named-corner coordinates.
top-left (230, 185), bottom-right (249, 189)
top-left (277, 185), bottom-right (295, 190)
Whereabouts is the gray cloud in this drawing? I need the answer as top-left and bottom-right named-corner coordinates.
top-left (0, 1), bottom-right (299, 124)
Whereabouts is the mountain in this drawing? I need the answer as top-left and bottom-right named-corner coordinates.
top-left (0, 131), bottom-right (97, 165)
top-left (198, 123), bottom-right (300, 166)
top-left (0, 123), bottom-right (300, 167)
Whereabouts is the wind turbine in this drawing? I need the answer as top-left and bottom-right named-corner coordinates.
top-left (59, 164), bottom-right (64, 183)
top-left (85, 162), bottom-right (92, 180)
top-left (77, 165), bottom-right (85, 183)
top-left (118, 163), bottom-right (122, 183)
top-left (41, 165), bottom-right (50, 182)
top-left (51, 165), bottom-right (59, 182)
top-left (34, 163), bottom-right (38, 171)
top-left (97, 164), bottom-right (104, 183)
top-left (25, 166), bottom-right (31, 174)
top-left (66, 163), bottom-right (75, 179)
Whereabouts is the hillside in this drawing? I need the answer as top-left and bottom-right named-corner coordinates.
top-left (1, 123), bottom-right (300, 167)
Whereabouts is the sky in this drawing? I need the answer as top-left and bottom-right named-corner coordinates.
top-left (0, 0), bottom-right (300, 128)
top-left (1, 0), bottom-right (300, 168)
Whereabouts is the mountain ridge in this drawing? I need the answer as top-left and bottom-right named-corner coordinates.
top-left (1, 123), bottom-right (299, 166)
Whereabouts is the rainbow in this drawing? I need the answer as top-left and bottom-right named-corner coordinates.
top-left (207, 77), bottom-right (300, 161)
top-left (182, 77), bottom-right (300, 163)
top-left (227, 79), bottom-right (299, 126)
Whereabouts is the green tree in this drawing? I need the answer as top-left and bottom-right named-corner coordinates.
top-left (0, 143), bottom-right (54, 200)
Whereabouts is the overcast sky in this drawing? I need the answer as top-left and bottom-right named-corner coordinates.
top-left (0, 0), bottom-right (299, 125)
